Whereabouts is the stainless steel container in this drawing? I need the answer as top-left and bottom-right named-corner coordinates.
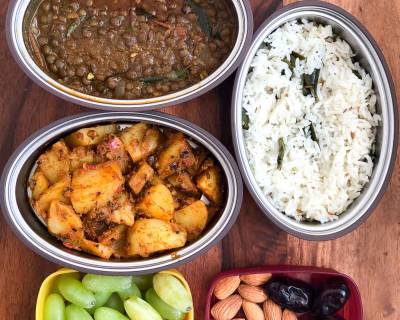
top-left (1, 112), bottom-right (243, 274)
top-left (231, 1), bottom-right (398, 240)
top-left (6, 0), bottom-right (253, 111)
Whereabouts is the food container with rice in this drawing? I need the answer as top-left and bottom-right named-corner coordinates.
top-left (232, 1), bottom-right (398, 240)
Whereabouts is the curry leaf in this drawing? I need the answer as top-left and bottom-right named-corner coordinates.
top-left (66, 15), bottom-right (86, 38)
top-left (302, 68), bottom-right (320, 99)
top-left (139, 76), bottom-right (166, 84)
top-left (283, 51), bottom-right (305, 71)
top-left (139, 69), bottom-right (189, 84)
top-left (186, 0), bottom-right (212, 38)
top-left (136, 8), bottom-right (155, 20)
top-left (168, 69), bottom-right (189, 80)
top-left (277, 137), bottom-right (285, 170)
top-left (309, 123), bottom-right (319, 145)
top-left (242, 109), bottom-right (250, 130)
top-left (352, 69), bottom-right (362, 79)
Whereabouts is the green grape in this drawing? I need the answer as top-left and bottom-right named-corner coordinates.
top-left (105, 293), bottom-right (125, 314)
top-left (94, 307), bottom-right (129, 320)
top-left (44, 293), bottom-right (65, 320)
top-left (124, 296), bottom-right (162, 320)
top-left (145, 288), bottom-right (185, 320)
top-left (132, 275), bottom-right (154, 291)
top-left (86, 292), bottom-right (112, 314)
top-left (152, 274), bottom-right (193, 313)
top-left (57, 276), bottom-right (96, 309)
top-left (82, 274), bottom-right (132, 293)
top-left (52, 274), bottom-right (80, 295)
top-left (64, 273), bottom-right (81, 280)
top-left (118, 281), bottom-right (142, 300)
top-left (65, 304), bottom-right (93, 320)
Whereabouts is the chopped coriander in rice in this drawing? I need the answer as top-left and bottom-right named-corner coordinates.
top-left (242, 20), bottom-right (380, 223)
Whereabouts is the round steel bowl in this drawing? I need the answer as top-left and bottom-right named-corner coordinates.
top-left (1, 112), bottom-right (243, 274)
top-left (6, 0), bottom-right (253, 111)
top-left (231, 1), bottom-right (398, 240)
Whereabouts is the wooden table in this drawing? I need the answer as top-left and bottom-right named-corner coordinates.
top-left (0, 0), bottom-right (399, 319)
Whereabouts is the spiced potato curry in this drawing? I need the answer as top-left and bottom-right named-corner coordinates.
top-left (28, 123), bottom-right (224, 259)
top-left (25, 0), bottom-right (237, 99)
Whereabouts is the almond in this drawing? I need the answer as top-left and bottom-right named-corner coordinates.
top-left (213, 275), bottom-right (241, 300)
top-left (237, 284), bottom-right (267, 303)
top-left (242, 300), bottom-right (264, 320)
top-left (263, 299), bottom-right (283, 320)
top-left (211, 294), bottom-right (242, 320)
top-left (240, 273), bottom-right (272, 286)
top-left (282, 309), bottom-right (298, 320)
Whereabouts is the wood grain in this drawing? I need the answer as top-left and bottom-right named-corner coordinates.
top-left (0, 0), bottom-right (399, 319)
top-left (283, 1), bottom-right (400, 319)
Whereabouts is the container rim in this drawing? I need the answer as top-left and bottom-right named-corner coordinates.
top-left (231, 0), bottom-right (399, 240)
top-left (1, 111), bottom-right (243, 274)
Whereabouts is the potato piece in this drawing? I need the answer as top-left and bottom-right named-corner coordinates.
top-left (150, 175), bottom-right (164, 186)
top-left (174, 200), bottom-right (208, 241)
top-left (71, 161), bottom-right (124, 214)
top-left (106, 192), bottom-right (135, 226)
top-left (33, 176), bottom-right (71, 219)
top-left (96, 135), bottom-right (132, 174)
top-left (30, 170), bottom-right (50, 200)
top-left (187, 148), bottom-right (208, 175)
top-left (98, 225), bottom-right (127, 258)
top-left (120, 124), bottom-right (161, 163)
top-left (126, 219), bottom-right (187, 257)
top-left (136, 184), bottom-right (174, 221)
top-left (47, 200), bottom-right (83, 240)
top-left (156, 133), bottom-right (196, 178)
top-left (198, 158), bottom-right (214, 173)
top-left (38, 141), bottom-right (70, 184)
top-left (171, 189), bottom-right (198, 210)
top-left (128, 162), bottom-right (154, 194)
top-left (120, 123), bottom-right (147, 162)
top-left (80, 239), bottom-right (113, 259)
top-left (98, 225), bottom-right (127, 246)
top-left (65, 124), bottom-right (117, 147)
top-left (69, 146), bottom-right (97, 171)
top-left (167, 171), bottom-right (198, 194)
top-left (196, 166), bottom-right (223, 204)
top-left (141, 128), bottom-right (161, 158)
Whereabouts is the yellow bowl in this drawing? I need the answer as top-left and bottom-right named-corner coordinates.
top-left (36, 268), bottom-right (194, 320)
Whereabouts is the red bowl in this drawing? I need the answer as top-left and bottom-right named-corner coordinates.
top-left (205, 265), bottom-right (363, 320)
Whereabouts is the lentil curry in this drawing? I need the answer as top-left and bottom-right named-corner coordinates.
top-left (25, 0), bottom-right (237, 99)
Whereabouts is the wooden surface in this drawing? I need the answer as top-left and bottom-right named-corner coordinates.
top-left (0, 0), bottom-right (399, 319)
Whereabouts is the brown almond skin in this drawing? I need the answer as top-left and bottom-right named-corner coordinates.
top-left (214, 275), bottom-right (241, 300)
top-left (237, 284), bottom-right (268, 303)
top-left (263, 299), bottom-right (283, 320)
top-left (242, 300), bottom-right (265, 320)
top-left (240, 273), bottom-right (272, 286)
top-left (211, 294), bottom-right (242, 320)
top-left (282, 309), bottom-right (298, 320)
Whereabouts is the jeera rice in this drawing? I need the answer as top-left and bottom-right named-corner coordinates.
top-left (242, 20), bottom-right (380, 223)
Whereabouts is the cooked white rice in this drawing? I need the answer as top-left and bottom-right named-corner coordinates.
top-left (242, 20), bottom-right (380, 223)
